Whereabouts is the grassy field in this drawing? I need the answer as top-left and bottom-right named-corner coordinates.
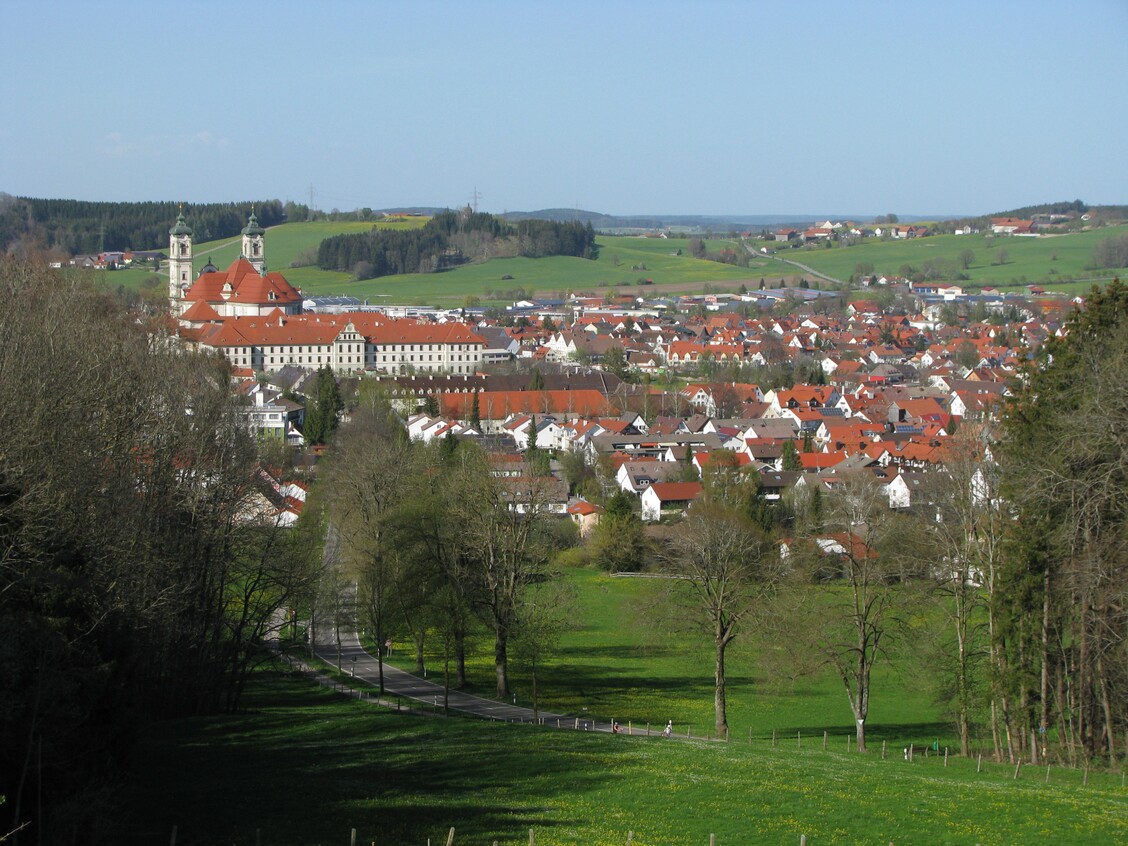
top-left (771, 225), bottom-right (1128, 293)
top-left (99, 224), bottom-right (797, 304)
top-left (387, 568), bottom-right (949, 752)
top-left (290, 233), bottom-right (789, 304)
top-left (95, 220), bottom-right (1128, 305)
top-left (110, 664), bottom-right (1128, 845)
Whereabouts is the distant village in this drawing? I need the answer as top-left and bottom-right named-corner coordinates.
top-left (149, 213), bottom-right (1078, 533)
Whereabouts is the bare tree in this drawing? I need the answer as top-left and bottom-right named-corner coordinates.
top-left (786, 472), bottom-right (918, 751)
top-left (920, 426), bottom-right (1004, 756)
top-left (665, 501), bottom-right (775, 738)
top-left (443, 446), bottom-right (556, 698)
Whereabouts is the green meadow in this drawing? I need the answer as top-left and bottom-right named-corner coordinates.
top-left (110, 666), bottom-right (1127, 845)
top-left (287, 233), bottom-right (786, 304)
top-left (109, 568), bottom-right (1128, 844)
top-left (99, 224), bottom-right (795, 304)
top-left (96, 220), bottom-right (1127, 305)
top-left (388, 568), bottom-right (948, 750)
top-left (774, 225), bottom-right (1128, 293)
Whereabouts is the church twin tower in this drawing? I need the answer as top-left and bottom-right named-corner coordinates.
top-left (167, 208), bottom-right (267, 309)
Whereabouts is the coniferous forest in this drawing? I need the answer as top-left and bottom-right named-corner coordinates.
top-left (316, 209), bottom-right (597, 277)
top-left (0, 195), bottom-right (287, 256)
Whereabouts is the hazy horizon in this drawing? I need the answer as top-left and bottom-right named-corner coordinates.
top-left (3, 1), bottom-right (1125, 215)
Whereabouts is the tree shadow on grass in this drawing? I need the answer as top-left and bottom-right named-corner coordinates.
top-left (108, 670), bottom-right (626, 846)
top-left (765, 720), bottom-right (954, 744)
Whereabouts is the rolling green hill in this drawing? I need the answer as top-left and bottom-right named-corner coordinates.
top-left (773, 225), bottom-right (1128, 294)
top-left (96, 220), bottom-right (1128, 305)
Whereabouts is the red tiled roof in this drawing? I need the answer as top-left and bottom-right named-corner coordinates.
top-left (647, 481), bottom-right (703, 502)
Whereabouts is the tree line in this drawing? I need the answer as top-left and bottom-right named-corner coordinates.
top-left (0, 195), bottom-right (286, 258)
top-left (0, 258), bottom-right (320, 842)
top-left (316, 209), bottom-right (597, 277)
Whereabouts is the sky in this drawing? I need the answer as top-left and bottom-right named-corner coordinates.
top-left (2, 0), bottom-right (1126, 218)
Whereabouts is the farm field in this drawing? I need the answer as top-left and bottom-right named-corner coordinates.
top-left (110, 662), bottom-right (1128, 846)
top-left (292, 233), bottom-right (791, 304)
top-left (773, 224), bottom-right (1128, 293)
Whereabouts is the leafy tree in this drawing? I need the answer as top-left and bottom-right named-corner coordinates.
top-left (468, 389), bottom-right (481, 430)
top-left (304, 366), bottom-right (343, 444)
top-left (997, 279), bottom-right (1128, 761)
top-left (588, 490), bottom-right (648, 572)
top-left (780, 439), bottom-right (802, 472)
top-left (602, 345), bottom-right (629, 381)
top-left (959, 249), bottom-right (976, 270)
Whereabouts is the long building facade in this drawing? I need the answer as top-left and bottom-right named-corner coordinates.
top-left (187, 312), bottom-right (484, 374)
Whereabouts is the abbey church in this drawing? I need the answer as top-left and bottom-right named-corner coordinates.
top-left (168, 210), bottom-right (303, 320)
top-left (168, 212), bottom-right (484, 376)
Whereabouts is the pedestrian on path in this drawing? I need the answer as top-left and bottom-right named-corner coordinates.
top-left (662, 720), bottom-right (673, 738)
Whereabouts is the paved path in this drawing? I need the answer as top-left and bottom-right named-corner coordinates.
top-left (311, 629), bottom-right (646, 734)
top-left (744, 242), bottom-right (845, 287)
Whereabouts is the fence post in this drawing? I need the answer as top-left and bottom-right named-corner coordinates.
top-left (169, 825), bottom-right (177, 846)
top-left (710, 834), bottom-right (715, 846)
top-left (797, 730), bottom-right (801, 749)
top-left (351, 828), bottom-right (357, 846)
top-left (629, 721), bottom-right (633, 736)
top-left (446, 827), bottom-right (455, 846)
top-left (944, 747), bottom-right (949, 767)
top-left (1013, 761), bottom-right (1021, 780)
top-left (800, 836), bottom-right (806, 846)
top-left (882, 740), bottom-right (887, 760)
top-left (977, 753), bottom-right (982, 773)
top-left (1046, 765), bottom-right (1051, 783)
top-left (823, 731), bottom-right (828, 751)
top-left (687, 726), bottom-right (691, 739)
top-left (529, 828), bottom-right (535, 846)
top-left (627, 831), bottom-right (633, 846)
top-left (773, 728), bottom-right (777, 748)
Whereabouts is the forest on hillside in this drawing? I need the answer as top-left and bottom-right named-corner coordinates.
top-left (0, 195), bottom-right (290, 257)
top-left (316, 209), bottom-right (597, 278)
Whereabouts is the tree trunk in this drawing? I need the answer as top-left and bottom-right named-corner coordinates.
top-left (455, 632), bottom-right (467, 688)
top-left (495, 631), bottom-right (510, 698)
top-left (414, 629), bottom-right (425, 674)
top-left (714, 635), bottom-right (729, 740)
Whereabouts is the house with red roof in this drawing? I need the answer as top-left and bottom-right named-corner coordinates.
top-left (640, 481), bottom-right (703, 522)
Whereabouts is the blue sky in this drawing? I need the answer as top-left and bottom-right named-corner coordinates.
top-left (2, 0), bottom-right (1125, 217)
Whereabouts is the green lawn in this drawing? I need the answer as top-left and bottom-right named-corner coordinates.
top-left (389, 569), bottom-right (962, 756)
top-left (773, 225), bottom-right (1128, 292)
top-left (110, 664), bottom-right (1128, 846)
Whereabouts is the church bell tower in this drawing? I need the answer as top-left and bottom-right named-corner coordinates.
top-left (240, 209), bottom-right (266, 274)
top-left (168, 207), bottom-right (193, 312)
